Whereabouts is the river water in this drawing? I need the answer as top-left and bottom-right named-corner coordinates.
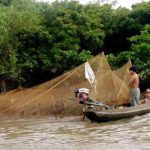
top-left (0, 114), bottom-right (150, 150)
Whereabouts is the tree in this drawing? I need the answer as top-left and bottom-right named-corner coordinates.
top-left (40, 0), bottom-right (104, 73)
top-left (104, 1), bottom-right (150, 54)
top-left (108, 24), bottom-right (150, 87)
top-left (0, 0), bottom-right (11, 6)
top-left (129, 24), bottom-right (150, 83)
top-left (0, 0), bottom-right (41, 92)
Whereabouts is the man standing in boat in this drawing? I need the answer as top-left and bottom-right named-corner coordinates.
top-left (129, 66), bottom-right (140, 106)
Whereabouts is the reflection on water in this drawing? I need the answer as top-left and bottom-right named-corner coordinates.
top-left (0, 114), bottom-right (150, 150)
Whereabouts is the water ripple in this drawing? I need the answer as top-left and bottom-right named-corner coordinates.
top-left (0, 114), bottom-right (150, 150)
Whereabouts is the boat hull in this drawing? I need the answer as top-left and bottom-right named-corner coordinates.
top-left (84, 104), bottom-right (150, 122)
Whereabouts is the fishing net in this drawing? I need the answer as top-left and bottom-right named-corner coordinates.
top-left (91, 59), bottom-right (132, 106)
top-left (0, 53), bottom-right (132, 117)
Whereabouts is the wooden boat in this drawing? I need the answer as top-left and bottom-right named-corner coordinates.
top-left (83, 103), bottom-right (150, 122)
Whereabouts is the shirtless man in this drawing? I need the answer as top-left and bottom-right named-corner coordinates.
top-left (129, 66), bottom-right (140, 106)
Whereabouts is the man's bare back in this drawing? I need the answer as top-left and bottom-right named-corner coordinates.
top-left (129, 73), bottom-right (139, 89)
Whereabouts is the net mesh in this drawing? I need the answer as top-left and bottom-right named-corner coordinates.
top-left (0, 53), bottom-right (132, 117)
top-left (91, 59), bottom-right (132, 106)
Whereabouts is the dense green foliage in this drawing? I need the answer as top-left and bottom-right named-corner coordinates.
top-left (0, 0), bottom-right (12, 6)
top-left (108, 24), bottom-right (150, 87)
top-left (0, 0), bottom-right (149, 92)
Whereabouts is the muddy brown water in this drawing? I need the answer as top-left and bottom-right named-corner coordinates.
top-left (0, 114), bottom-right (150, 150)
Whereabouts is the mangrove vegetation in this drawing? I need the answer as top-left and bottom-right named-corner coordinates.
top-left (0, 0), bottom-right (149, 92)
